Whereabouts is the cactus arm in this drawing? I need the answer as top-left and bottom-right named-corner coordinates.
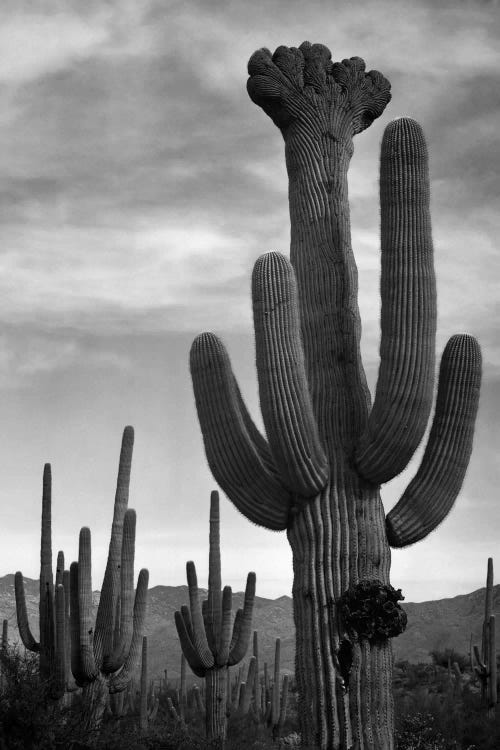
top-left (252, 252), bottom-right (329, 497)
top-left (55, 551), bottom-right (64, 587)
top-left (386, 334), bottom-right (481, 547)
top-left (174, 610), bottom-right (208, 677)
top-left (139, 636), bottom-right (148, 732)
top-left (215, 586), bottom-right (233, 667)
top-left (253, 631), bottom-right (261, 717)
top-left (278, 673), bottom-right (290, 736)
top-left (180, 604), bottom-right (194, 643)
top-left (206, 491), bottom-right (222, 656)
top-left (190, 333), bottom-right (291, 530)
top-left (228, 572), bottom-right (256, 665)
top-left (39, 463), bottom-right (55, 677)
top-left (53, 584), bottom-right (66, 699)
top-left (14, 572), bottom-right (40, 652)
top-left (271, 638), bottom-right (281, 727)
top-left (240, 656), bottom-right (257, 714)
top-left (77, 527), bottom-right (99, 681)
top-left (94, 426), bottom-right (134, 667)
top-left (62, 568), bottom-right (73, 689)
top-left (488, 615), bottom-right (497, 710)
top-left (354, 118), bottom-right (436, 484)
top-left (104, 509), bottom-right (136, 673)
top-left (109, 568), bottom-right (149, 694)
top-left (186, 561), bottom-right (214, 669)
top-left (69, 561), bottom-right (86, 687)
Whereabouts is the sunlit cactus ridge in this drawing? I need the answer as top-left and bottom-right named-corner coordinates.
top-left (190, 40), bottom-right (481, 750)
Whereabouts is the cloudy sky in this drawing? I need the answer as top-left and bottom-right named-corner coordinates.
top-left (1, 0), bottom-right (499, 604)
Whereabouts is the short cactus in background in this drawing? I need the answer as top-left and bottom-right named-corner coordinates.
top-left (190, 42), bottom-right (482, 749)
top-left (175, 490), bottom-right (256, 748)
top-left (70, 426), bottom-right (149, 731)
top-left (15, 464), bottom-right (69, 699)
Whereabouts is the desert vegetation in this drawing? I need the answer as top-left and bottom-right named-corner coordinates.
top-left (0, 39), bottom-right (492, 750)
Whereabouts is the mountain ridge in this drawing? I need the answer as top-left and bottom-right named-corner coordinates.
top-left (1, 575), bottom-right (498, 682)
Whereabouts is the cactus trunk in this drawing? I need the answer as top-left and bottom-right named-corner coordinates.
top-left (81, 674), bottom-right (109, 733)
top-left (205, 666), bottom-right (228, 747)
top-left (289, 490), bottom-right (393, 748)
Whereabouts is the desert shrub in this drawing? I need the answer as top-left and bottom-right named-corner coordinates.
top-left (429, 649), bottom-right (469, 672)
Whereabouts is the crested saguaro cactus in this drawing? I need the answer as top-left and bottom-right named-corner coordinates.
top-left (70, 426), bottom-right (149, 730)
top-left (175, 491), bottom-right (256, 747)
top-left (15, 464), bottom-right (68, 699)
top-left (190, 43), bottom-right (482, 749)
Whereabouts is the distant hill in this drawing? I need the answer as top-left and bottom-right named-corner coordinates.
top-left (1, 575), bottom-right (498, 682)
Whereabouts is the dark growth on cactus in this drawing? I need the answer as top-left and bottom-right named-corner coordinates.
top-left (339, 580), bottom-right (407, 642)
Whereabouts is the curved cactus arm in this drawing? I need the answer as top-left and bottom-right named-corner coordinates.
top-left (190, 333), bottom-right (291, 530)
top-left (69, 561), bottom-right (86, 687)
top-left (77, 527), bottom-right (99, 681)
top-left (109, 568), bottom-right (149, 693)
top-left (206, 492), bottom-right (222, 654)
top-left (252, 252), bottom-right (329, 497)
top-left (104, 509), bottom-right (136, 674)
top-left (14, 572), bottom-right (40, 652)
top-left (355, 118), bottom-right (436, 484)
top-left (180, 604), bottom-right (194, 643)
top-left (228, 572), bottom-right (256, 666)
top-left (186, 561), bottom-right (215, 669)
top-left (94, 426), bottom-right (134, 668)
top-left (215, 586), bottom-right (233, 667)
top-left (53, 583), bottom-right (66, 699)
top-left (174, 610), bottom-right (208, 678)
top-left (386, 334), bottom-right (481, 547)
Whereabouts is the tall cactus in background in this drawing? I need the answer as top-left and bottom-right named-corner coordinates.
top-left (175, 490), bottom-right (256, 748)
top-left (473, 557), bottom-right (497, 715)
top-left (70, 426), bottom-right (149, 731)
top-left (190, 42), bottom-right (482, 749)
top-left (14, 464), bottom-right (68, 699)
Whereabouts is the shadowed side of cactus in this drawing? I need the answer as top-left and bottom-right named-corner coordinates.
top-left (69, 427), bottom-right (149, 731)
top-left (175, 490), bottom-right (256, 748)
top-left (15, 464), bottom-right (67, 699)
top-left (190, 42), bottom-right (482, 750)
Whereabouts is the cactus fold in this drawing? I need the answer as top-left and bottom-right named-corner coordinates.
top-left (69, 427), bottom-right (149, 730)
top-left (190, 42), bottom-right (482, 750)
top-left (175, 490), bottom-right (256, 747)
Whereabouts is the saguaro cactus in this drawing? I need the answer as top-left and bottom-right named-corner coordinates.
top-left (175, 490), bottom-right (256, 747)
top-left (15, 464), bottom-right (68, 699)
top-left (473, 558), bottom-right (497, 715)
top-left (70, 426), bottom-right (149, 730)
top-left (190, 42), bottom-right (482, 749)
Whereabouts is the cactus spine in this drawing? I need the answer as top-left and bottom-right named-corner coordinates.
top-left (15, 464), bottom-right (68, 699)
top-left (70, 427), bottom-right (149, 730)
top-left (190, 42), bottom-right (482, 749)
top-left (175, 490), bottom-right (256, 747)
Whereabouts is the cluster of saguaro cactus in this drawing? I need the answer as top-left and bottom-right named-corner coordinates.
top-left (236, 633), bottom-right (290, 741)
top-left (473, 558), bottom-right (497, 715)
top-left (15, 464), bottom-right (70, 699)
top-left (175, 490), bottom-right (256, 747)
top-left (190, 41), bottom-right (482, 749)
top-left (70, 426), bottom-right (149, 731)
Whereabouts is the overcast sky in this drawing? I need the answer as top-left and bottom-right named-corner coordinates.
top-left (1, 0), bottom-right (498, 603)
